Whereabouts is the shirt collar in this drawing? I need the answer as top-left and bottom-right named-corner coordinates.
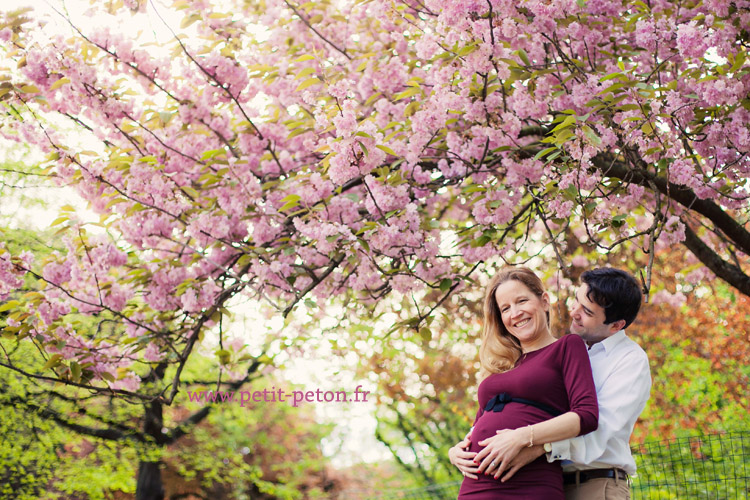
top-left (594, 329), bottom-right (627, 352)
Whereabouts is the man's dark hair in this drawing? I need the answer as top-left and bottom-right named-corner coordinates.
top-left (581, 268), bottom-right (642, 329)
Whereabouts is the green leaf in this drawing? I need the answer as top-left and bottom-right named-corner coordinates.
top-left (19, 84), bottom-right (40, 93)
top-left (70, 362), bottom-right (81, 383)
top-left (295, 67), bottom-right (316, 80)
top-left (201, 149), bottom-right (224, 160)
top-left (0, 300), bottom-right (20, 312)
top-left (180, 13), bottom-right (201, 28)
top-left (364, 92), bottom-right (382, 106)
top-left (582, 125), bottom-right (602, 146)
top-left (534, 147), bottom-right (558, 160)
top-left (295, 77), bottom-right (321, 92)
top-left (457, 43), bottom-right (478, 57)
top-left (43, 354), bottom-right (63, 371)
top-left (419, 327), bottom-right (432, 342)
top-left (393, 86), bottom-right (420, 101)
top-left (158, 111), bottom-right (173, 124)
top-left (439, 278), bottom-right (453, 292)
top-left (599, 72), bottom-right (625, 82)
top-left (50, 77), bottom-right (71, 91)
top-left (375, 144), bottom-right (397, 156)
top-left (550, 115), bottom-right (576, 134)
top-left (216, 349), bottom-right (232, 365)
top-left (404, 101), bottom-right (419, 117)
top-left (515, 49), bottom-right (530, 66)
top-left (279, 200), bottom-right (300, 212)
top-left (554, 129), bottom-right (575, 146)
top-left (280, 194), bottom-right (301, 204)
top-left (182, 186), bottom-right (199, 199)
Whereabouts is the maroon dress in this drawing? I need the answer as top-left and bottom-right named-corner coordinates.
top-left (457, 334), bottom-right (598, 499)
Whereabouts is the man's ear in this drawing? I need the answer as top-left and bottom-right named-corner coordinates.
top-left (609, 319), bottom-right (626, 333)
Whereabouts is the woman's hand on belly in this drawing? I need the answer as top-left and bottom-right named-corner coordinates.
top-left (474, 427), bottom-right (530, 477)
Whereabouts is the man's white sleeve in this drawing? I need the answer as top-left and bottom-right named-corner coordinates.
top-left (548, 350), bottom-right (651, 464)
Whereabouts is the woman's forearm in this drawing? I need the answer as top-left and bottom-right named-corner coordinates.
top-left (521, 411), bottom-right (581, 446)
top-left (475, 412), bottom-right (583, 475)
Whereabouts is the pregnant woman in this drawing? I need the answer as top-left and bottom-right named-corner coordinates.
top-left (449, 267), bottom-right (598, 499)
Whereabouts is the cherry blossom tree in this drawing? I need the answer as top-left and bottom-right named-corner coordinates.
top-left (0, 0), bottom-right (749, 497)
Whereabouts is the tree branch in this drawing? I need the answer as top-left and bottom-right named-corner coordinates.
top-left (682, 223), bottom-right (750, 297)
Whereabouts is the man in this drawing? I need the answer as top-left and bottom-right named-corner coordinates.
top-left (451, 267), bottom-right (652, 500)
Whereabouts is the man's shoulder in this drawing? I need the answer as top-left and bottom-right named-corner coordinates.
top-left (608, 331), bottom-right (648, 358)
top-left (604, 333), bottom-right (651, 379)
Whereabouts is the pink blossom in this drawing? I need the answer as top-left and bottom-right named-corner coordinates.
top-left (111, 371), bottom-right (142, 392)
top-left (0, 259), bottom-right (25, 300)
top-left (675, 22), bottom-right (707, 59)
top-left (651, 290), bottom-right (687, 308)
top-left (571, 255), bottom-right (589, 268)
top-left (142, 343), bottom-right (164, 362)
top-left (634, 20), bottom-right (657, 51)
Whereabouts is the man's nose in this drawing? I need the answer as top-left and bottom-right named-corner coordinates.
top-left (570, 303), bottom-right (581, 318)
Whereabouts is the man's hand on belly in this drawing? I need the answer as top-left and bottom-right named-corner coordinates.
top-left (449, 434), bottom-right (480, 479)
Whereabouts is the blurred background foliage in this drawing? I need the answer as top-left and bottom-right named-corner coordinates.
top-left (1, 163), bottom-right (747, 498)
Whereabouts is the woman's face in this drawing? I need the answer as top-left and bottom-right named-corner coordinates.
top-left (494, 279), bottom-right (550, 346)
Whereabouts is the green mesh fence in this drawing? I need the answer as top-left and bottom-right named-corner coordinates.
top-left (364, 431), bottom-right (749, 500)
top-left (630, 431), bottom-right (749, 499)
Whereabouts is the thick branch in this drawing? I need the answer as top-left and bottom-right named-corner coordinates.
top-left (592, 154), bottom-right (750, 256)
top-left (1, 394), bottom-right (147, 443)
top-left (682, 223), bottom-right (750, 296)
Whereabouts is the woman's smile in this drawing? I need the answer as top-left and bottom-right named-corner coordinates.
top-left (513, 318), bottom-right (531, 328)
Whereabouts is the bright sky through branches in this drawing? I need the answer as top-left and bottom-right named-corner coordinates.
top-left (1, 0), bottom-right (391, 469)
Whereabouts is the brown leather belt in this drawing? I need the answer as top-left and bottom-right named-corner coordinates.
top-left (563, 468), bottom-right (629, 485)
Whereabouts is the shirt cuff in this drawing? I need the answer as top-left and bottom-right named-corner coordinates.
top-left (547, 439), bottom-right (571, 463)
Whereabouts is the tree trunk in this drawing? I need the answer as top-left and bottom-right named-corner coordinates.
top-left (136, 460), bottom-right (165, 500)
top-left (137, 375), bottom-right (166, 500)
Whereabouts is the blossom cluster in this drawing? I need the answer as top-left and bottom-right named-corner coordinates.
top-left (0, 0), bottom-right (747, 392)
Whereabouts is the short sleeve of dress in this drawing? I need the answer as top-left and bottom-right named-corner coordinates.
top-left (561, 334), bottom-right (599, 435)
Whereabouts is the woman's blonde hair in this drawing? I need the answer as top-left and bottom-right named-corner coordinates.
top-left (479, 267), bottom-right (550, 380)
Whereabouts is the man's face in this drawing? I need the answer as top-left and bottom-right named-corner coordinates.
top-left (569, 284), bottom-right (623, 344)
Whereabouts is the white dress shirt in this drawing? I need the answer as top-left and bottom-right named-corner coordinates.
top-left (547, 330), bottom-right (651, 475)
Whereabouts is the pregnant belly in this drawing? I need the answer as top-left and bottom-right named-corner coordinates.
top-left (470, 403), bottom-right (550, 453)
